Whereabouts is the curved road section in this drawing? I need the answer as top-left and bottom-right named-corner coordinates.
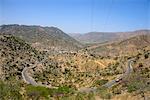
top-left (22, 59), bottom-right (134, 92)
top-left (22, 58), bottom-right (58, 89)
top-left (103, 59), bottom-right (134, 88)
top-left (22, 66), bottom-right (38, 86)
top-left (78, 59), bottom-right (134, 92)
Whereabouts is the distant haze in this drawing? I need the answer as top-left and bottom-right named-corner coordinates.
top-left (69, 30), bottom-right (150, 44)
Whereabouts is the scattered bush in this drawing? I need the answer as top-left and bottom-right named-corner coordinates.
top-left (0, 81), bottom-right (22, 100)
top-left (26, 85), bottom-right (75, 99)
top-left (26, 85), bottom-right (51, 99)
top-left (97, 86), bottom-right (112, 99)
top-left (144, 53), bottom-right (149, 59)
top-left (127, 82), bottom-right (139, 93)
top-left (94, 79), bottom-right (108, 86)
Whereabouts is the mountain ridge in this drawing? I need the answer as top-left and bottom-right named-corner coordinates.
top-left (87, 34), bottom-right (150, 57)
top-left (0, 24), bottom-right (83, 51)
top-left (70, 29), bottom-right (150, 44)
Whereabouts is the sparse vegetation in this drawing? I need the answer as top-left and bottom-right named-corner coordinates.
top-left (0, 80), bottom-right (22, 100)
top-left (93, 79), bottom-right (108, 86)
top-left (0, 26), bottom-right (150, 99)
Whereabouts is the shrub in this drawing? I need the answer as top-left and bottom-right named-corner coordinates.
top-left (127, 83), bottom-right (138, 93)
top-left (0, 81), bottom-right (22, 100)
top-left (97, 86), bottom-right (111, 99)
top-left (144, 53), bottom-right (149, 59)
top-left (139, 63), bottom-right (143, 67)
top-left (57, 85), bottom-right (74, 94)
top-left (26, 85), bottom-right (52, 99)
top-left (26, 85), bottom-right (75, 99)
top-left (94, 79), bottom-right (108, 86)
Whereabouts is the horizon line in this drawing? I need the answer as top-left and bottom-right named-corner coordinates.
top-left (0, 24), bottom-right (150, 34)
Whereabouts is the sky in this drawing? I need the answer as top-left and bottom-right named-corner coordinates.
top-left (0, 0), bottom-right (149, 33)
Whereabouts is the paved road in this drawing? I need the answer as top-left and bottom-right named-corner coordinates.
top-left (22, 65), bottom-right (38, 86)
top-left (22, 60), bottom-right (43, 86)
top-left (22, 59), bottom-right (45, 86)
top-left (22, 58), bottom-right (134, 92)
top-left (102, 59), bottom-right (134, 88)
top-left (78, 59), bottom-right (134, 92)
top-left (22, 58), bottom-right (58, 88)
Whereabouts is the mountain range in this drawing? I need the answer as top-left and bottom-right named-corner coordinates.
top-left (0, 24), bottom-right (83, 51)
top-left (0, 24), bottom-right (150, 99)
top-left (69, 30), bottom-right (150, 44)
top-left (87, 34), bottom-right (150, 57)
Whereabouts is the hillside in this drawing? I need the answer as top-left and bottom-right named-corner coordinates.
top-left (0, 34), bottom-right (150, 99)
top-left (88, 34), bottom-right (150, 57)
top-left (0, 24), bottom-right (83, 51)
top-left (70, 30), bottom-right (150, 44)
top-left (0, 34), bottom-right (49, 80)
top-left (0, 26), bottom-right (149, 100)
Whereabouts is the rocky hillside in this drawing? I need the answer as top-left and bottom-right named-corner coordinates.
top-left (0, 34), bottom-right (58, 81)
top-left (0, 34), bottom-right (149, 99)
top-left (70, 30), bottom-right (150, 44)
top-left (0, 24), bottom-right (83, 50)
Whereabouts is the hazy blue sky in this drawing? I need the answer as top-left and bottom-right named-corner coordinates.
top-left (0, 0), bottom-right (149, 33)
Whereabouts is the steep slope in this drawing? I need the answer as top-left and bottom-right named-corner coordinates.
top-left (0, 24), bottom-right (83, 50)
top-left (0, 34), bottom-right (38, 80)
top-left (71, 30), bottom-right (150, 44)
top-left (0, 34), bottom-right (58, 81)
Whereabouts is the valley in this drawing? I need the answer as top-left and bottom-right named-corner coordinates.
top-left (0, 25), bottom-right (150, 100)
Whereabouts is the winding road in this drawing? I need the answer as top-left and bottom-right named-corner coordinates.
top-left (22, 59), bottom-right (134, 92)
top-left (22, 59), bottom-right (45, 86)
top-left (102, 59), bottom-right (134, 88)
top-left (22, 65), bottom-right (38, 86)
top-left (78, 59), bottom-right (134, 92)
top-left (22, 58), bottom-right (57, 89)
